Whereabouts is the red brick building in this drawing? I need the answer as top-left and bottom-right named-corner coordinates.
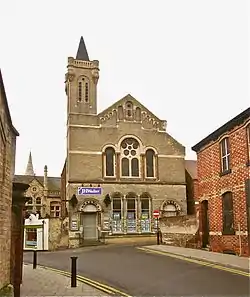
top-left (192, 107), bottom-right (250, 256)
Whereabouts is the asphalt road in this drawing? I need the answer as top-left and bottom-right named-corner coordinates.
top-left (23, 245), bottom-right (249, 296)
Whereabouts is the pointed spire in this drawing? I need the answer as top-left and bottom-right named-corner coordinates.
top-left (76, 36), bottom-right (90, 61)
top-left (25, 152), bottom-right (35, 176)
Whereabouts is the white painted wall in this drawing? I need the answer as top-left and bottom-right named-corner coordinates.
top-left (23, 214), bottom-right (49, 250)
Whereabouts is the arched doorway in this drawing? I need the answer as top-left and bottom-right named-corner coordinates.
top-left (201, 200), bottom-right (209, 248)
top-left (79, 200), bottom-right (101, 241)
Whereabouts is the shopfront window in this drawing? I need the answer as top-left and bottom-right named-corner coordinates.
top-left (126, 195), bottom-right (137, 232)
top-left (25, 228), bottom-right (37, 248)
top-left (141, 198), bottom-right (150, 232)
top-left (112, 197), bottom-right (123, 233)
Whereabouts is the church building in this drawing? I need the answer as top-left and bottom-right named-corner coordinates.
top-left (62, 37), bottom-right (188, 247)
top-left (14, 152), bottom-right (62, 219)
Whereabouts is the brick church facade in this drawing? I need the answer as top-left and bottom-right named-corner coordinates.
top-left (192, 107), bottom-right (250, 256)
top-left (62, 37), bottom-right (189, 248)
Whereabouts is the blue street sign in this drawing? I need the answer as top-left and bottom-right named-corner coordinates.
top-left (78, 187), bottom-right (102, 195)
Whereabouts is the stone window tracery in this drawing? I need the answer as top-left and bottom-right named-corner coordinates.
top-left (36, 197), bottom-right (41, 204)
top-left (104, 147), bottom-right (116, 177)
top-left (120, 138), bottom-right (140, 177)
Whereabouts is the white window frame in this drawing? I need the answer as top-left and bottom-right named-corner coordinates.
top-left (220, 137), bottom-right (230, 172)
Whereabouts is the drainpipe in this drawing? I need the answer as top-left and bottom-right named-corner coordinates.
top-left (42, 220), bottom-right (45, 250)
top-left (238, 223), bottom-right (242, 256)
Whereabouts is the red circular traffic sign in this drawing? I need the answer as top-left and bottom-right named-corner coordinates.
top-left (153, 210), bottom-right (160, 218)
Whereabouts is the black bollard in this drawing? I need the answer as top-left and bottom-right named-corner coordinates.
top-left (71, 256), bottom-right (78, 287)
top-left (33, 250), bottom-right (37, 269)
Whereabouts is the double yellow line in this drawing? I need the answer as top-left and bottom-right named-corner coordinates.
top-left (40, 265), bottom-right (132, 297)
top-left (137, 247), bottom-right (250, 278)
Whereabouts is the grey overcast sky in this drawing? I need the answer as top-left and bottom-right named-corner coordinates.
top-left (0, 0), bottom-right (249, 177)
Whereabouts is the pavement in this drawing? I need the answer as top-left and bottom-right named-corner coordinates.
top-left (141, 244), bottom-right (250, 272)
top-left (23, 244), bottom-right (250, 296)
top-left (21, 264), bottom-right (107, 296)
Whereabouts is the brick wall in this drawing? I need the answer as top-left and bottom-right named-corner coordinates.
top-left (195, 119), bottom-right (250, 256)
top-left (0, 70), bottom-right (19, 292)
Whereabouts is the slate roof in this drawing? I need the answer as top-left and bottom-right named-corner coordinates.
top-left (76, 36), bottom-right (90, 61)
top-left (185, 160), bottom-right (197, 180)
top-left (192, 107), bottom-right (250, 152)
top-left (0, 69), bottom-right (19, 136)
top-left (14, 175), bottom-right (61, 191)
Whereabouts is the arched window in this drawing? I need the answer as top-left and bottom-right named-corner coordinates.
top-left (117, 105), bottom-right (124, 120)
top-left (78, 77), bottom-right (89, 103)
top-left (125, 101), bottom-right (133, 119)
top-left (120, 138), bottom-right (140, 177)
top-left (222, 192), bottom-right (234, 235)
top-left (220, 137), bottom-right (230, 173)
top-left (135, 107), bottom-right (141, 121)
top-left (104, 147), bottom-right (116, 177)
top-left (36, 197), bottom-right (41, 204)
top-left (27, 197), bottom-right (33, 205)
top-left (164, 204), bottom-right (177, 217)
top-left (145, 149), bottom-right (156, 178)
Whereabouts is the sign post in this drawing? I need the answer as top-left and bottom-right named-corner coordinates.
top-left (153, 210), bottom-right (161, 245)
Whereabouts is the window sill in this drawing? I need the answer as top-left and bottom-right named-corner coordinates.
top-left (219, 169), bottom-right (232, 177)
top-left (120, 177), bottom-right (142, 180)
top-left (103, 176), bottom-right (116, 180)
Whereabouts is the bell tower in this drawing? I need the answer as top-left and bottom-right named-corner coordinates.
top-left (65, 37), bottom-right (99, 115)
